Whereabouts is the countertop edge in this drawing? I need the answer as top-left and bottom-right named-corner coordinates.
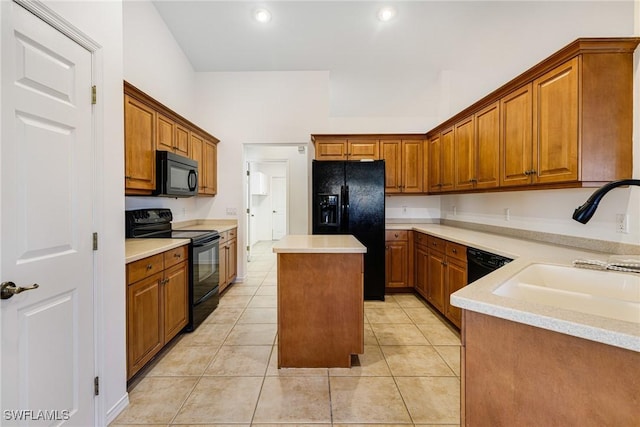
top-left (273, 235), bottom-right (367, 254)
top-left (387, 223), bottom-right (640, 352)
top-left (125, 239), bottom-right (191, 264)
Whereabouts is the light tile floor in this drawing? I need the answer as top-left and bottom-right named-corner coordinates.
top-left (112, 240), bottom-right (461, 427)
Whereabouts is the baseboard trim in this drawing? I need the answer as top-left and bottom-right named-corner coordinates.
top-left (106, 393), bottom-right (129, 425)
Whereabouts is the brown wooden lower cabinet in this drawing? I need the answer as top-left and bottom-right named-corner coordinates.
top-left (413, 231), bottom-right (467, 327)
top-left (219, 227), bottom-right (237, 293)
top-left (126, 245), bottom-right (189, 380)
top-left (278, 252), bottom-right (364, 368)
top-left (462, 310), bottom-right (640, 426)
top-left (414, 240), bottom-right (429, 298)
top-left (385, 230), bottom-right (412, 289)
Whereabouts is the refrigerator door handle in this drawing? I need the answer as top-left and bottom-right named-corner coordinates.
top-left (345, 185), bottom-right (350, 209)
top-left (343, 185), bottom-right (350, 232)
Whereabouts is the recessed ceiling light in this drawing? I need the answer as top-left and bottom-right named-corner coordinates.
top-left (254, 8), bottom-right (272, 23)
top-left (377, 6), bottom-right (396, 22)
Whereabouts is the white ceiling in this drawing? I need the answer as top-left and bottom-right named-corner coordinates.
top-left (152, 0), bottom-right (634, 117)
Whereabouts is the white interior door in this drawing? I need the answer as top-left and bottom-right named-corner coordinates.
top-left (271, 176), bottom-right (287, 240)
top-left (1, 2), bottom-right (95, 425)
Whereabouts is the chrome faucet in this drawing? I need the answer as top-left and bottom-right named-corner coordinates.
top-left (572, 179), bottom-right (640, 224)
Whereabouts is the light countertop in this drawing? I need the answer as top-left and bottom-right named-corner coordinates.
top-left (273, 235), bottom-right (367, 254)
top-left (125, 238), bottom-right (190, 264)
top-left (173, 219), bottom-right (237, 233)
top-left (387, 223), bottom-right (639, 352)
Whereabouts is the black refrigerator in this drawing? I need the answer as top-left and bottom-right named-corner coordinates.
top-left (312, 160), bottom-right (385, 300)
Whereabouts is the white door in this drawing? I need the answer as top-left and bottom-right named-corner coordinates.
top-left (1, 3), bottom-right (95, 426)
top-left (271, 176), bottom-right (286, 240)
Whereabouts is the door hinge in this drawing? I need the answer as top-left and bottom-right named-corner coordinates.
top-left (246, 245), bottom-right (250, 251)
top-left (92, 232), bottom-right (98, 251)
top-left (246, 208), bottom-right (250, 214)
top-left (91, 85), bottom-right (97, 105)
top-left (246, 170), bottom-right (250, 176)
top-left (94, 376), bottom-right (99, 396)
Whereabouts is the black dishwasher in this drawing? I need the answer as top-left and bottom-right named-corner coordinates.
top-left (467, 247), bottom-right (512, 283)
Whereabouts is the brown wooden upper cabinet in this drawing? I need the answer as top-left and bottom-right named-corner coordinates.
top-left (428, 127), bottom-right (454, 193)
top-left (189, 132), bottom-right (217, 196)
top-left (312, 134), bottom-right (425, 194)
top-left (124, 81), bottom-right (219, 196)
top-left (124, 94), bottom-right (156, 194)
top-left (156, 113), bottom-right (189, 157)
top-left (313, 137), bottom-right (379, 160)
top-left (427, 37), bottom-right (639, 194)
top-left (452, 104), bottom-right (500, 191)
top-left (380, 139), bottom-right (424, 193)
top-left (501, 60), bottom-right (579, 187)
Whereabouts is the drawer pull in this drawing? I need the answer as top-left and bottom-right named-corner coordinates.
top-left (452, 248), bottom-right (457, 253)
top-left (174, 253), bottom-right (182, 258)
top-left (146, 264), bottom-right (153, 270)
top-left (394, 233), bottom-right (399, 238)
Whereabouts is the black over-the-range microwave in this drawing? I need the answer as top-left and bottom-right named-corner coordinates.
top-left (155, 151), bottom-right (198, 197)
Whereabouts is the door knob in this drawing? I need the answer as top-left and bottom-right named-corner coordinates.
top-left (1, 282), bottom-right (39, 300)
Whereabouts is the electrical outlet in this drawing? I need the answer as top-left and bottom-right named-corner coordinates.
top-left (401, 206), bottom-right (407, 216)
top-left (181, 207), bottom-right (186, 216)
top-left (616, 213), bottom-right (629, 233)
top-left (504, 208), bottom-right (510, 221)
top-left (453, 206), bottom-right (457, 216)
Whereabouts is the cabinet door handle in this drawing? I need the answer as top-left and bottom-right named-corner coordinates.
top-left (394, 233), bottom-right (399, 238)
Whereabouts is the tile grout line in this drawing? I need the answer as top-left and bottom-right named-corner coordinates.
top-left (167, 274), bottom-right (256, 426)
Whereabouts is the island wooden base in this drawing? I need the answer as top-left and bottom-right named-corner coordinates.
top-left (462, 310), bottom-right (640, 426)
top-left (277, 252), bottom-right (364, 368)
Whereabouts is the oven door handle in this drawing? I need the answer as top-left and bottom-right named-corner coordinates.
top-left (193, 235), bottom-right (220, 247)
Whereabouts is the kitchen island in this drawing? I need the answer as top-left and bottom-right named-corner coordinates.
top-left (273, 235), bottom-right (366, 368)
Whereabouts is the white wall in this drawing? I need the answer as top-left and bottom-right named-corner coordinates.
top-left (122, 0), bottom-right (196, 119)
top-left (122, 0), bottom-right (218, 224)
top-left (435, 3), bottom-right (640, 247)
top-left (33, 0), bottom-right (126, 423)
top-left (194, 71), bottom-right (328, 275)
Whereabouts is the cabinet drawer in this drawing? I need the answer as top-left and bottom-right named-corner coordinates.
top-left (219, 231), bottom-right (229, 245)
top-left (446, 241), bottom-right (467, 262)
top-left (427, 235), bottom-right (446, 252)
top-left (414, 232), bottom-right (429, 246)
top-left (228, 228), bottom-right (237, 240)
top-left (127, 253), bottom-right (164, 284)
top-left (385, 230), bottom-right (408, 242)
top-left (164, 245), bottom-right (188, 269)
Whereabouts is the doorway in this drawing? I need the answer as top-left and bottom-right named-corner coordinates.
top-left (243, 144), bottom-right (309, 263)
top-left (247, 160), bottom-right (288, 253)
